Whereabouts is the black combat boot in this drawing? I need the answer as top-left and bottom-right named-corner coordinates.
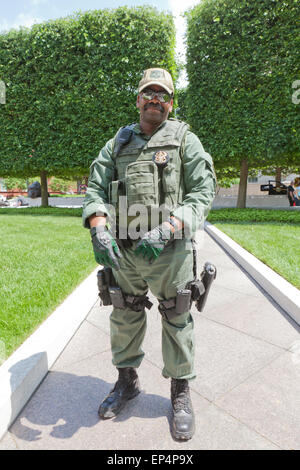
top-left (98, 367), bottom-right (141, 419)
top-left (171, 378), bottom-right (195, 440)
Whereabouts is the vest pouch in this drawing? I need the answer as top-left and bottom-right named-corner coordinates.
top-left (162, 164), bottom-right (177, 193)
top-left (161, 163), bottom-right (179, 208)
top-left (125, 161), bottom-right (159, 208)
top-left (108, 180), bottom-right (125, 207)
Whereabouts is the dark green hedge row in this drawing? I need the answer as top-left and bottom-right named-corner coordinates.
top-left (185, 0), bottom-right (300, 172)
top-left (0, 207), bottom-right (83, 217)
top-left (0, 207), bottom-right (82, 218)
top-left (0, 7), bottom-right (176, 177)
top-left (1, 207), bottom-right (299, 225)
top-left (207, 208), bottom-right (300, 224)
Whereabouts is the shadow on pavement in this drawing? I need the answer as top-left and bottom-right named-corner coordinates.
top-left (9, 370), bottom-right (170, 442)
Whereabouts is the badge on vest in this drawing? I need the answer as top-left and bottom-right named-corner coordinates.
top-left (152, 151), bottom-right (170, 167)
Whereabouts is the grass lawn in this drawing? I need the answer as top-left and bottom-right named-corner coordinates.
top-left (214, 222), bottom-right (300, 289)
top-left (0, 208), bottom-right (96, 362)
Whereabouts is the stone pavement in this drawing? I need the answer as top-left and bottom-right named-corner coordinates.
top-left (0, 231), bottom-right (299, 450)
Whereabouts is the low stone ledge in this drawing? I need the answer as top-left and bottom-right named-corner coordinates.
top-left (205, 222), bottom-right (300, 326)
top-left (0, 268), bottom-right (99, 440)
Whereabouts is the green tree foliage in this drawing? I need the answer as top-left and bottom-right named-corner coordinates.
top-left (185, 0), bottom-right (300, 205)
top-left (0, 7), bottom-right (176, 178)
top-left (177, 87), bottom-right (242, 188)
top-left (176, 88), bottom-right (188, 121)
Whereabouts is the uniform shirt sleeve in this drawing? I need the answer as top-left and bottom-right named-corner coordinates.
top-left (82, 138), bottom-right (115, 228)
top-left (171, 130), bottom-right (216, 237)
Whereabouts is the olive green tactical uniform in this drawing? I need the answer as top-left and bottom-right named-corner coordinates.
top-left (83, 119), bottom-right (216, 380)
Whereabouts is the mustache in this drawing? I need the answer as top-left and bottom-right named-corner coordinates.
top-left (144, 102), bottom-right (164, 113)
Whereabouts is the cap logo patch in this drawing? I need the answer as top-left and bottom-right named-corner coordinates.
top-left (150, 70), bottom-right (164, 79)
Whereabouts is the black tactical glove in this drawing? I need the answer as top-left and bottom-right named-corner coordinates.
top-left (90, 225), bottom-right (122, 271)
top-left (135, 223), bottom-right (173, 263)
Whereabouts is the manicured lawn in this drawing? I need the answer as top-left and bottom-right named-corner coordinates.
top-left (0, 208), bottom-right (96, 362)
top-left (214, 222), bottom-right (300, 289)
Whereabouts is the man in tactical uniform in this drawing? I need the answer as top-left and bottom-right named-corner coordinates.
top-left (82, 68), bottom-right (216, 441)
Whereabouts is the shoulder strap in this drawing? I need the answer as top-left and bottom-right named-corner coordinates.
top-left (166, 119), bottom-right (189, 162)
top-left (179, 126), bottom-right (189, 163)
top-left (112, 124), bottom-right (136, 159)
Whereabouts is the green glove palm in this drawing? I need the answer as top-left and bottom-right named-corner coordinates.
top-left (135, 224), bottom-right (173, 263)
top-left (90, 226), bottom-right (122, 270)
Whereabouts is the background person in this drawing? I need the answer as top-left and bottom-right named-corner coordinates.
top-left (287, 180), bottom-right (296, 206)
top-left (294, 177), bottom-right (300, 206)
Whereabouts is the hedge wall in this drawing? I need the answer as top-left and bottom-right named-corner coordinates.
top-left (185, 0), bottom-right (300, 173)
top-left (0, 6), bottom-right (176, 177)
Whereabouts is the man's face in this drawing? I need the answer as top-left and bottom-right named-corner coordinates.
top-left (136, 85), bottom-right (173, 126)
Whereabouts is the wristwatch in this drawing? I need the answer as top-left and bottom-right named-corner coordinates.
top-left (167, 217), bottom-right (179, 231)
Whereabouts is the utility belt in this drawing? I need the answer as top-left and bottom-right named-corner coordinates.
top-left (96, 259), bottom-right (216, 319)
top-left (97, 267), bottom-right (153, 312)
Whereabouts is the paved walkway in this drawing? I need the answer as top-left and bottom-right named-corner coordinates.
top-left (0, 231), bottom-right (299, 450)
top-left (3, 195), bottom-right (298, 210)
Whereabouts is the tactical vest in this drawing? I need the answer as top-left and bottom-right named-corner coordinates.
top-left (109, 119), bottom-right (188, 228)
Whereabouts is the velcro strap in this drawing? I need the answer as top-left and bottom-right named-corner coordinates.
top-left (160, 298), bottom-right (176, 310)
top-left (189, 280), bottom-right (205, 301)
top-left (125, 294), bottom-right (153, 312)
top-left (158, 298), bottom-right (177, 321)
top-left (144, 299), bottom-right (153, 310)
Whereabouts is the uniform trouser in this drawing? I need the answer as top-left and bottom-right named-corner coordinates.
top-left (111, 238), bottom-right (196, 380)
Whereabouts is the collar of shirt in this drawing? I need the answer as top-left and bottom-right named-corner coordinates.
top-left (133, 120), bottom-right (167, 140)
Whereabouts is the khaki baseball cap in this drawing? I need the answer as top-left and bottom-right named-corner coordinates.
top-left (138, 68), bottom-right (174, 95)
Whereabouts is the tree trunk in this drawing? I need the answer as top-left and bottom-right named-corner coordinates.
top-left (40, 171), bottom-right (49, 207)
top-left (236, 159), bottom-right (248, 208)
top-left (275, 167), bottom-right (282, 187)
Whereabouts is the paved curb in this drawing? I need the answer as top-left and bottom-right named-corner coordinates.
top-left (205, 222), bottom-right (300, 326)
top-left (0, 268), bottom-right (99, 441)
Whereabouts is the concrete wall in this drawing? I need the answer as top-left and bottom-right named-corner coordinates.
top-left (212, 195), bottom-right (292, 209)
top-left (255, 173), bottom-right (298, 184)
top-left (11, 195), bottom-right (298, 210)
